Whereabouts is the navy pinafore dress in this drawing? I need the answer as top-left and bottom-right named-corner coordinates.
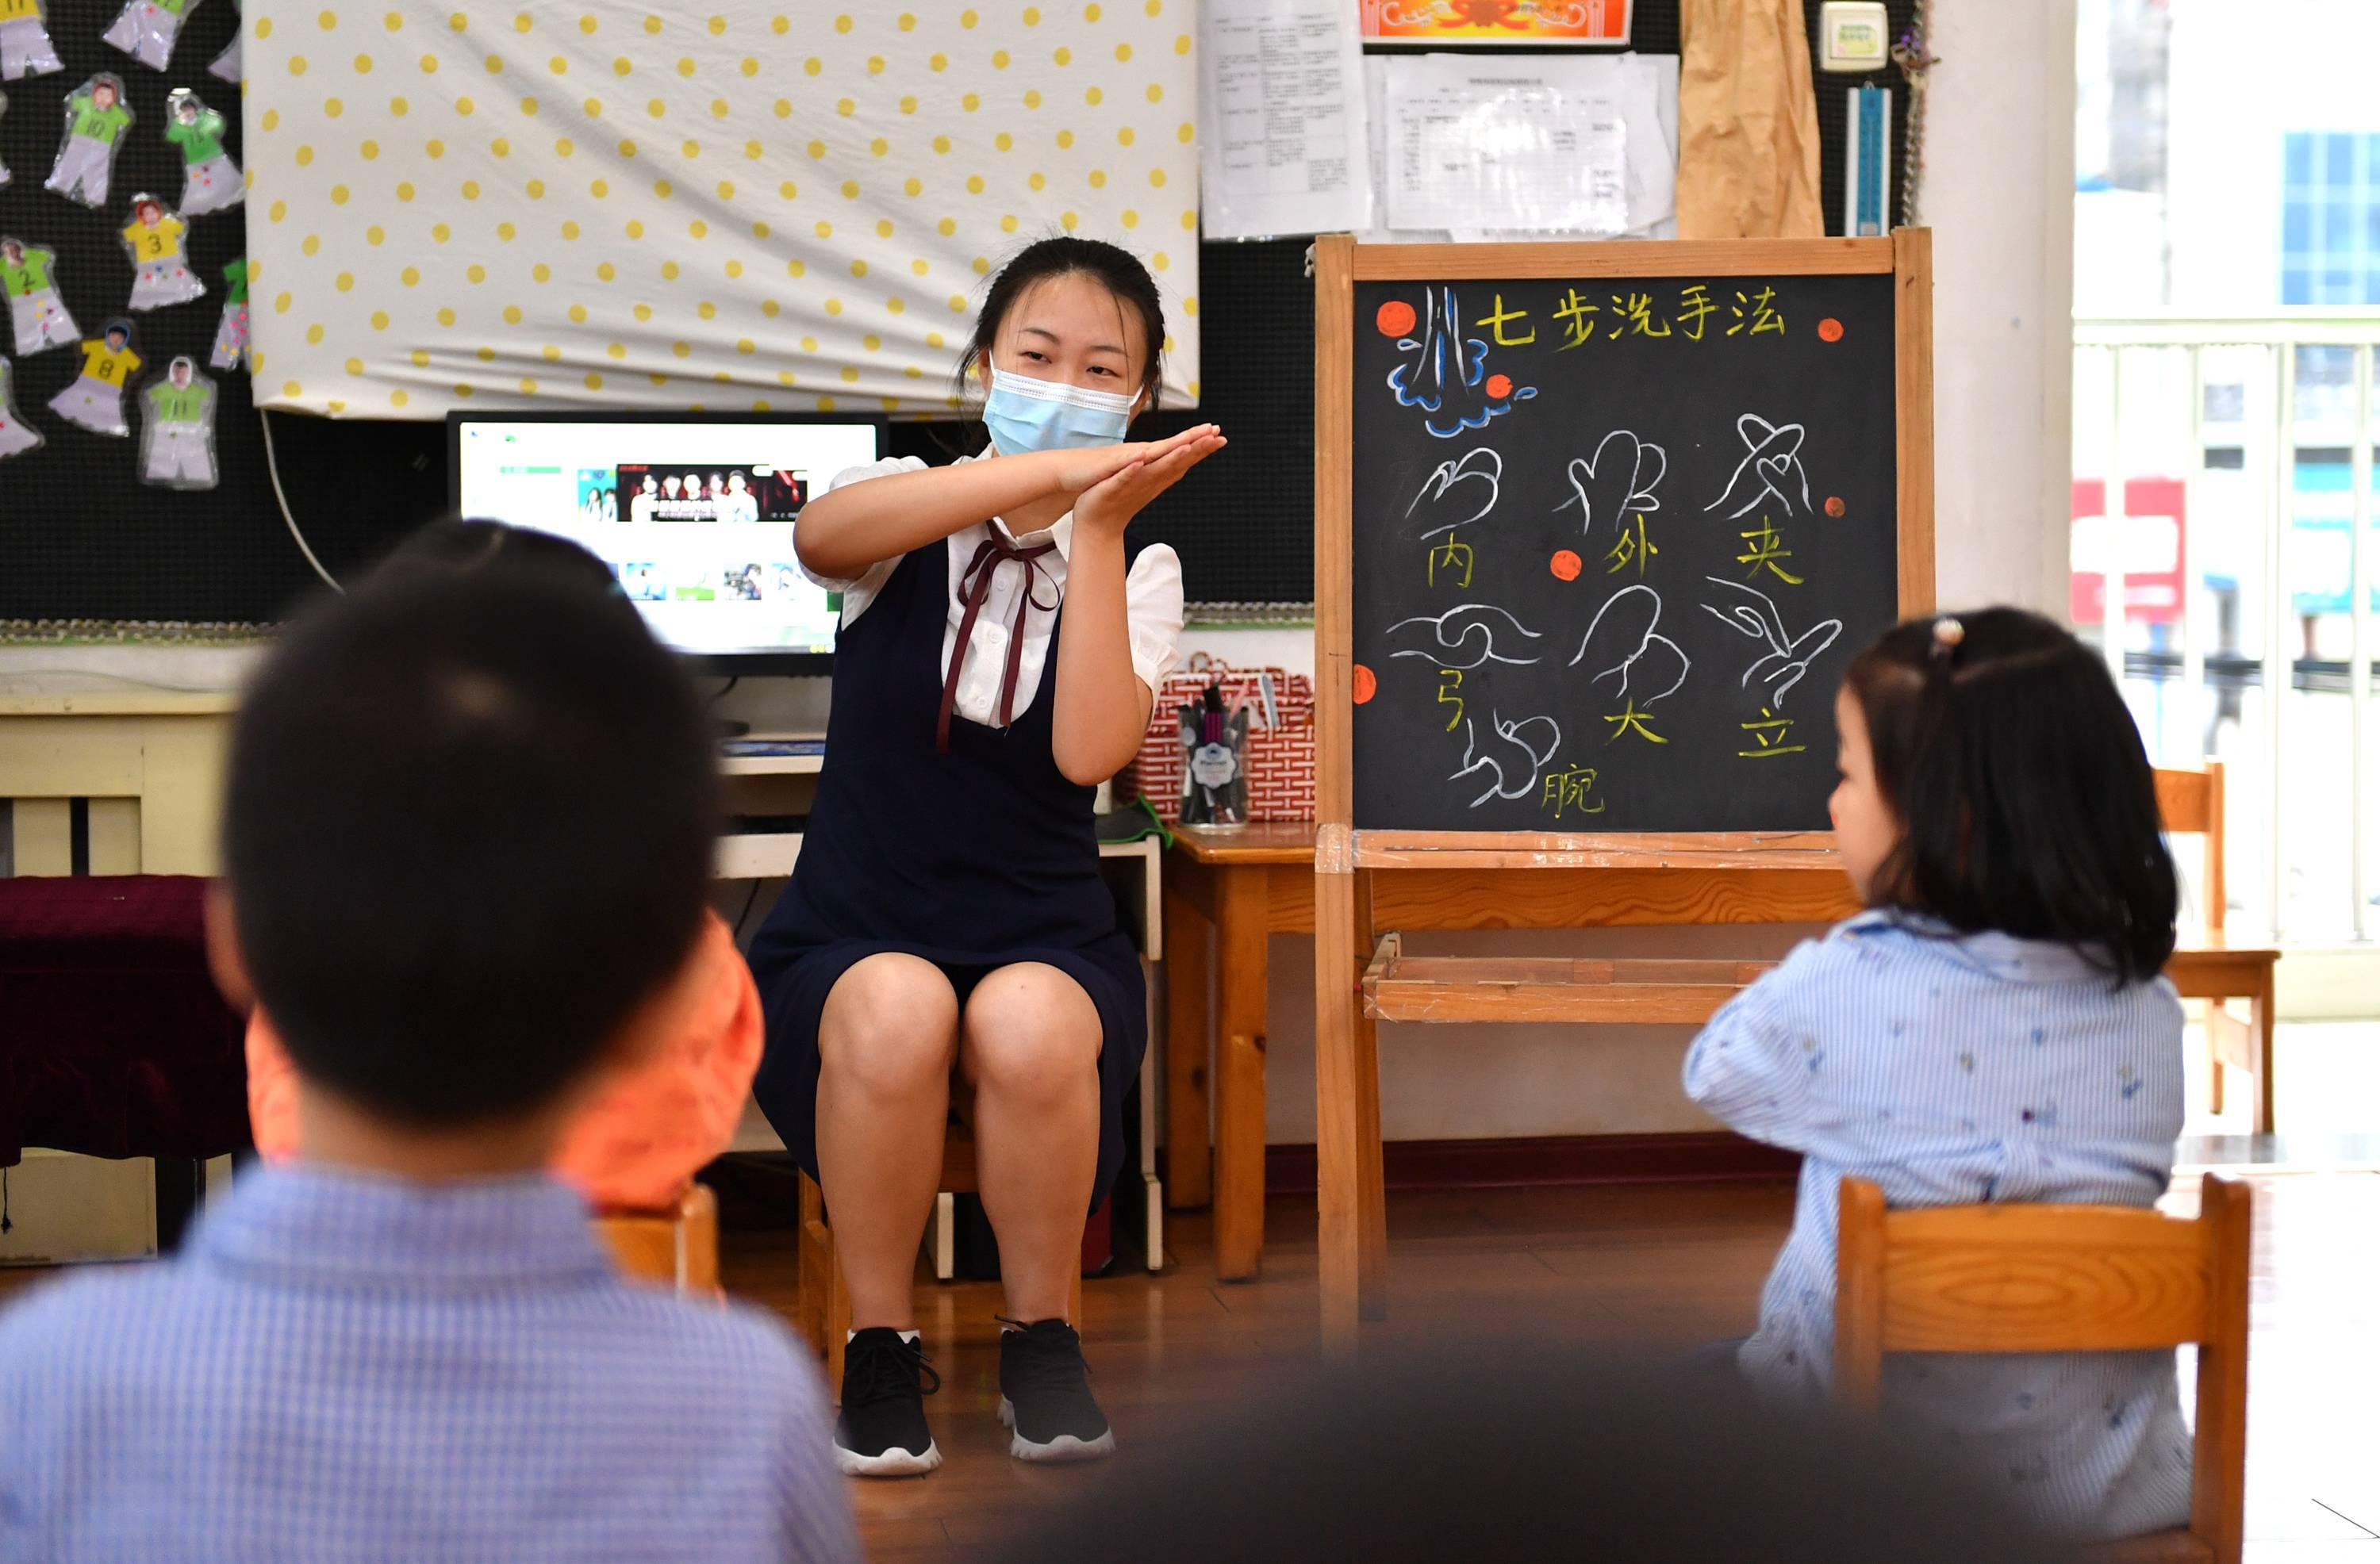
top-left (747, 538), bottom-right (1146, 1213)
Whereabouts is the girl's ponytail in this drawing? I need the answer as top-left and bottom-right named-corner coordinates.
top-left (1843, 608), bottom-right (2178, 985)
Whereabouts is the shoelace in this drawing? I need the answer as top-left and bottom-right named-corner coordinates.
top-left (845, 1334), bottom-right (941, 1411)
top-left (995, 1317), bottom-right (1095, 1398)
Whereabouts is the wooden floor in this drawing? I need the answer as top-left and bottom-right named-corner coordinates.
top-left (0, 1171), bottom-right (2370, 1560)
top-left (720, 1172), bottom-right (2380, 1564)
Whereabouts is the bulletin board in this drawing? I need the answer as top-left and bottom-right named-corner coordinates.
top-left (0, 0), bottom-right (277, 630)
top-left (1123, 0), bottom-right (1925, 614)
top-left (0, 0), bottom-right (1922, 630)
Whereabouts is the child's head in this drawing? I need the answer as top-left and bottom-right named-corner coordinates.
top-left (103, 321), bottom-right (130, 349)
top-left (1835, 608), bottom-right (2177, 983)
top-left (219, 525), bottom-right (717, 1137)
top-left (962, 236), bottom-right (1165, 416)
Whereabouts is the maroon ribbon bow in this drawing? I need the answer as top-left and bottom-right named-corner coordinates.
top-left (938, 534), bottom-right (1059, 752)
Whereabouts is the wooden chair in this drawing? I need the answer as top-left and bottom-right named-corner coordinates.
top-left (1834, 1173), bottom-right (2251, 1564)
top-left (2155, 764), bottom-right (2282, 1131)
top-left (793, 1106), bottom-right (1083, 1397)
top-left (593, 1183), bottom-right (721, 1294)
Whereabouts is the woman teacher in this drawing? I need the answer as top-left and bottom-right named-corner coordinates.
top-left (748, 236), bottom-right (1223, 1477)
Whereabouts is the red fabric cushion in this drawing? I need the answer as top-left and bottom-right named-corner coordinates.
top-left (0, 875), bottom-right (248, 1164)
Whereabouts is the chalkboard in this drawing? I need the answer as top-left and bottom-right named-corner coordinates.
top-left (1319, 236), bottom-right (1932, 839)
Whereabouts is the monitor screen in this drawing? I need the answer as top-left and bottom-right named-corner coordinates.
top-left (447, 412), bottom-right (885, 662)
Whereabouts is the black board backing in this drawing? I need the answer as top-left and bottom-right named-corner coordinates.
top-left (1349, 268), bottom-right (1900, 833)
top-left (2, 0), bottom-right (1926, 627)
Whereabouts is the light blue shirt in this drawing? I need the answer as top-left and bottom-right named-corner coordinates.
top-left (1683, 910), bottom-right (2192, 1541)
top-left (0, 1163), bottom-right (858, 1563)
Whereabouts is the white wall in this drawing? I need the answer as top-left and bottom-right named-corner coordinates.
top-left (1927, 0), bottom-right (2079, 620)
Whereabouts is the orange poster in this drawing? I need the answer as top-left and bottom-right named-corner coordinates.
top-left (1360, 0), bottom-right (1633, 44)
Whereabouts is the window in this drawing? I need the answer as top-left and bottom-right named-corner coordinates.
top-left (2280, 132), bottom-right (2380, 305)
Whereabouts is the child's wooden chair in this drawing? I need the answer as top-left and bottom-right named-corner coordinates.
top-left (1833, 1173), bottom-right (2251, 1564)
top-left (2153, 764), bottom-right (2281, 1131)
top-left (593, 1183), bottom-right (721, 1295)
top-left (793, 1098), bottom-right (1083, 1396)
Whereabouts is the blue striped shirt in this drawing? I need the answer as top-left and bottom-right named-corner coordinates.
top-left (0, 1164), bottom-right (858, 1563)
top-left (1683, 910), bottom-right (2192, 1541)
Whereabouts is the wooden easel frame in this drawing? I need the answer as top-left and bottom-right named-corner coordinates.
top-left (1309, 233), bottom-right (1937, 1348)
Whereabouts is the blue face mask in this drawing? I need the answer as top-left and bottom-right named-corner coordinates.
top-left (981, 363), bottom-right (1137, 455)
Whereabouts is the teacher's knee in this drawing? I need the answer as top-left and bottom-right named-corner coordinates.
top-left (818, 954), bottom-right (959, 1100)
top-left (962, 964), bottom-right (1101, 1110)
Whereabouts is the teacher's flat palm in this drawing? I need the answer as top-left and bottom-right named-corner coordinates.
top-left (1053, 423), bottom-right (1220, 496)
top-left (1074, 429), bottom-right (1227, 537)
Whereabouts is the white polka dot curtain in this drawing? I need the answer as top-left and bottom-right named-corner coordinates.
top-left (242, 1), bottom-right (1203, 418)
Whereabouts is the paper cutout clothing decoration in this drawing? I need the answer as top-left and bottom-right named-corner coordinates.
top-left (208, 0), bottom-right (239, 82)
top-left (0, 355), bottom-right (43, 461)
top-left (102, 0), bottom-right (198, 72)
top-left (121, 196), bottom-right (204, 311)
top-left (49, 321), bottom-right (140, 435)
top-left (163, 89), bottom-right (240, 216)
top-left (0, 236), bottom-right (79, 355)
top-left (1384, 286), bottom-right (1537, 439)
top-left (139, 356), bottom-right (216, 489)
top-left (0, 0), bottom-right (63, 82)
top-left (45, 76), bottom-right (131, 209)
top-left (0, 91), bottom-right (10, 187)
top-left (210, 255), bottom-right (248, 370)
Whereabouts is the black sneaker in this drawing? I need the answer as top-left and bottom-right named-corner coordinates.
top-left (835, 1328), bottom-right (942, 1478)
top-left (996, 1318), bottom-right (1115, 1464)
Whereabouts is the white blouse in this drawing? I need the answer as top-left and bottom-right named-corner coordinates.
top-left (804, 453), bottom-right (1185, 728)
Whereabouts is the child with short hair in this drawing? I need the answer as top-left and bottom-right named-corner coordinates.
top-left (0, 535), bottom-right (854, 1562)
top-left (239, 520), bottom-right (767, 1216)
top-left (1683, 608), bottom-right (2191, 1542)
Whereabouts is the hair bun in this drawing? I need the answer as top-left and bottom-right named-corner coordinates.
top-left (1930, 617), bottom-right (1964, 658)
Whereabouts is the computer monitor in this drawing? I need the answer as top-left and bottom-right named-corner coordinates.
top-left (445, 411), bottom-right (886, 670)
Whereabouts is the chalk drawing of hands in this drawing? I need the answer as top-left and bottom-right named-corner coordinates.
top-left (1407, 447), bottom-right (1503, 540)
top-left (1452, 712), bottom-right (1562, 807)
top-left (1384, 286), bottom-right (1537, 439)
top-left (1704, 414), bottom-right (1812, 520)
top-left (1386, 604), bottom-right (1545, 669)
top-left (1699, 577), bottom-right (1844, 707)
top-left (1569, 585), bottom-right (1690, 706)
top-left (1553, 431), bottom-right (1667, 542)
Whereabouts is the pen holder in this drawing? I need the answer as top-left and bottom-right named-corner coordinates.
top-left (1177, 696), bottom-right (1249, 826)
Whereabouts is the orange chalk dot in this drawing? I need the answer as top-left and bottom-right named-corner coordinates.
top-left (1818, 317), bottom-right (1844, 343)
top-left (1374, 299), bottom-right (1415, 338)
top-left (1352, 664), bottom-right (1378, 704)
top-left (1550, 550), bottom-right (1583, 581)
top-left (1825, 495), bottom-right (1846, 518)
top-left (1485, 373), bottom-right (1512, 399)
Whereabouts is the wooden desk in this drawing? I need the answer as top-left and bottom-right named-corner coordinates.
top-left (1164, 823), bottom-right (1859, 1282)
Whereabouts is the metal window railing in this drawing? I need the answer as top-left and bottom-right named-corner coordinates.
top-left (2075, 311), bottom-right (2380, 943)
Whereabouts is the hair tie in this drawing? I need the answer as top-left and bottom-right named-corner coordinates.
top-left (1929, 617), bottom-right (1964, 661)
